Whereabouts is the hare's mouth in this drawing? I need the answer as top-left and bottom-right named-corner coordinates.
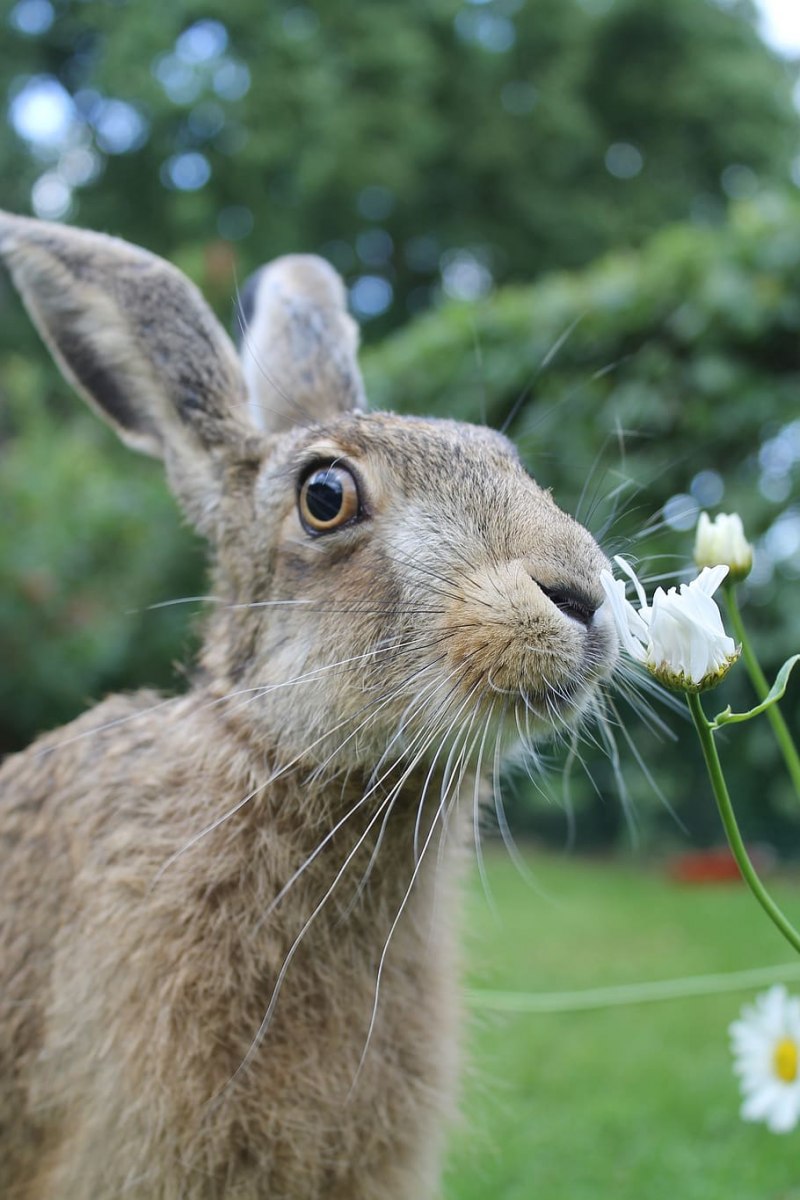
top-left (483, 673), bottom-right (597, 738)
top-left (519, 681), bottom-right (596, 728)
top-left (495, 626), bottom-right (616, 737)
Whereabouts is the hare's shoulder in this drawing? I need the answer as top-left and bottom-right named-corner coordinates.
top-left (1, 690), bottom-right (174, 816)
top-left (0, 688), bottom-right (256, 1071)
top-left (0, 690), bottom-right (166, 1149)
top-left (0, 689), bottom-right (254, 861)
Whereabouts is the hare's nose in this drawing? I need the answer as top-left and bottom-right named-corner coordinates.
top-left (536, 582), bottom-right (598, 628)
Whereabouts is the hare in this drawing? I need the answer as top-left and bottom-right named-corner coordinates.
top-left (0, 211), bottom-right (618, 1200)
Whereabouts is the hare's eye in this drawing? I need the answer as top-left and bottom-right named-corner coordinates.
top-left (299, 465), bottom-right (361, 534)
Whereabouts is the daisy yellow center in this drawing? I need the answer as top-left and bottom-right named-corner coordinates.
top-left (773, 1038), bottom-right (799, 1083)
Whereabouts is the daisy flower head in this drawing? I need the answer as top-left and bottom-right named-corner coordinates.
top-left (694, 511), bottom-right (753, 582)
top-left (730, 985), bottom-right (800, 1134)
top-left (599, 556), bottom-right (740, 693)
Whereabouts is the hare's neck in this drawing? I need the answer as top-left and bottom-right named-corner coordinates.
top-left (157, 688), bottom-right (471, 1039)
top-left (165, 704), bottom-right (470, 955)
top-left (243, 765), bottom-right (469, 938)
top-left (160, 754), bottom-right (468, 1080)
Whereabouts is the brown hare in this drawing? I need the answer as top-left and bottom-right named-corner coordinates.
top-left (0, 212), bottom-right (618, 1199)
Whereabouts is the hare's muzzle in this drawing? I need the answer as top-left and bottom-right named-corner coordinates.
top-left (534, 581), bottom-right (598, 628)
top-left (431, 550), bottom-right (617, 734)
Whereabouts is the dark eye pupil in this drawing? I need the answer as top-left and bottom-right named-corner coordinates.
top-left (306, 472), bottom-right (343, 522)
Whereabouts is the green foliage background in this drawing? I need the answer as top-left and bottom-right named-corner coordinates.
top-left (0, 0), bottom-right (797, 325)
top-left (1, 0), bottom-right (799, 851)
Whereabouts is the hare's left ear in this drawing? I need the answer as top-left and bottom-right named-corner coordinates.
top-left (0, 211), bottom-right (257, 533)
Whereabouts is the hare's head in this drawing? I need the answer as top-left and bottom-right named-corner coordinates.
top-left (0, 214), bottom-right (617, 775)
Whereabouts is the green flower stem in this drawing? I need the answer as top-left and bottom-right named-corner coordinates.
top-left (687, 690), bottom-right (800, 955)
top-left (724, 583), bottom-right (800, 797)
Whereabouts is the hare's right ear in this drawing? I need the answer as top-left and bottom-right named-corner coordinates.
top-left (236, 254), bottom-right (366, 434)
top-left (0, 211), bottom-right (257, 534)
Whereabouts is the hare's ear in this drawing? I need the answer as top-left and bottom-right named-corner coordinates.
top-left (0, 211), bottom-right (256, 533)
top-left (236, 254), bottom-right (366, 434)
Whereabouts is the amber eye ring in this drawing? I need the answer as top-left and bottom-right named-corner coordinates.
top-left (298, 464), bottom-right (361, 534)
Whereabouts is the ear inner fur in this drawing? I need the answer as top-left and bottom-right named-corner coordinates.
top-left (237, 253), bottom-right (366, 434)
top-left (0, 211), bottom-right (253, 453)
top-left (0, 211), bottom-right (263, 530)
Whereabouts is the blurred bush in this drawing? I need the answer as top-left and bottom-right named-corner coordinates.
top-left (0, 355), bottom-right (204, 753)
top-left (0, 0), bottom-right (796, 333)
top-left (2, 195), bottom-right (799, 851)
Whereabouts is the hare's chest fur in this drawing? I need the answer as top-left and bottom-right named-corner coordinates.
top-left (1, 693), bottom-right (463, 1200)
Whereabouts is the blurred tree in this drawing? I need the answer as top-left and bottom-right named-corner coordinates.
top-left (0, 356), bottom-right (204, 754)
top-left (0, 0), bottom-right (796, 330)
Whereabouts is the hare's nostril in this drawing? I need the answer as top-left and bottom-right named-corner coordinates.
top-left (537, 582), bottom-right (597, 628)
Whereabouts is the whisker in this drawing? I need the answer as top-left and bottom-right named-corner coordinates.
top-left (260, 666), bottom-right (463, 924)
top-left (470, 705), bottom-right (498, 916)
top-left (561, 736), bottom-right (579, 852)
top-left (349, 682), bottom-right (485, 1095)
top-left (34, 695), bottom-right (183, 758)
top-left (413, 672), bottom-right (485, 863)
top-left (342, 687), bottom-right (472, 918)
top-left (152, 655), bottom-right (449, 885)
top-left (499, 313), bottom-right (584, 435)
top-left (595, 707), bottom-right (638, 846)
top-left (606, 694), bottom-right (687, 835)
top-left (217, 788), bottom-right (399, 1100)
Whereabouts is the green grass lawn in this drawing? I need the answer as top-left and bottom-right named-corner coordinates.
top-left (445, 851), bottom-right (800, 1200)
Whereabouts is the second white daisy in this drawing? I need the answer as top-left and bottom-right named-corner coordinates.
top-left (730, 985), bottom-right (800, 1134)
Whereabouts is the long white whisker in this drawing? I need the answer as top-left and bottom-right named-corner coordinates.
top-left (152, 656), bottom-right (448, 885)
top-left (217, 787), bottom-right (399, 1100)
top-left (411, 668), bottom-right (485, 863)
top-left (260, 666), bottom-right (463, 925)
top-left (606, 694), bottom-right (687, 834)
top-left (490, 702), bottom-right (539, 889)
top-left (470, 704), bottom-right (499, 917)
top-left (341, 694), bottom-right (469, 918)
top-left (36, 638), bottom-right (416, 760)
top-left (350, 677), bottom-right (486, 1095)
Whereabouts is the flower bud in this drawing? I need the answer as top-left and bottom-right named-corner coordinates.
top-left (694, 512), bottom-right (753, 582)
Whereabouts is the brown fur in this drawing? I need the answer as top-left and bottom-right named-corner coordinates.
top-left (0, 213), bottom-right (618, 1199)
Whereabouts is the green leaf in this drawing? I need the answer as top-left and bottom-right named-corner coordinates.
top-left (711, 654), bottom-right (800, 729)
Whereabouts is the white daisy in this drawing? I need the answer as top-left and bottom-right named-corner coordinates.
top-left (730, 985), bottom-right (800, 1134)
top-left (694, 512), bottom-right (753, 582)
top-left (599, 556), bottom-right (740, 692)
